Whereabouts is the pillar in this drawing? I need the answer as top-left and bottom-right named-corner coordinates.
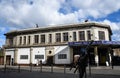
top-left (69, 47), bottom-right (73, 63)
top-left (30, 47), bottom-right (33, 65)
top-left (94, 46), bottom-right (99, 66)
top-left (14, 48), bottom-right (18, 65)
top-left (3, 48), bottom-right (6, 65)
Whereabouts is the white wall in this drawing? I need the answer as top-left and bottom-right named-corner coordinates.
top-left (54, 46), bottom-right (70, 64)
top-left (5, 49), bottom-right (15, 59)
top-left (17, 48), bottom-right (30, 64)
top-left (32, 47), bottom-right (46, 64)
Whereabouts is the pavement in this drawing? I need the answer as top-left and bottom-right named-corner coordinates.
top-left (0, 65), bottom-right (120, 78)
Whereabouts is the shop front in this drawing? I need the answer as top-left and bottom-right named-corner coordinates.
top-left (68, 41), bottom-right (120, 66)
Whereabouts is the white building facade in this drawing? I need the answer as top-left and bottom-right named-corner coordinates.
top-left (4, 22), bottom-right (115, 66)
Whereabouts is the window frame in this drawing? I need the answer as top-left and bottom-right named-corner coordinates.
top-left (41, 34), bottom-right (45, 43)
top-left (58, 54), bottom-right (67, 59)
top-left (56, 33), bottom-right (61, 42)
top-left (79, 31), bottom-right (85, 40)
top-left (73, 32), bottom-right (77, 41)
top-left (63, 32), bottom-right (68, 42)
top-left (98, 31), bottom-right (105, 40)
top-left (20, 55), bottom-right (28, 59)
top-left (49, 34), bottom-right (52, 43)
top-left (35, 55), bottom-right (44, 59)
top-left (87, 30), bottom-right (91, 40)
top-left (34, 35), bottom-right (39, 44)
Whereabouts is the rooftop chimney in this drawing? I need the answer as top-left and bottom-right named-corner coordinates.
top-left (85, 19), bottom-right (88, 22)
top-left (36, 24), bottom-right (38, 28)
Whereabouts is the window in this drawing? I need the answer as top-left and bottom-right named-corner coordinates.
top-left (98, 31), bottom-right (105, 40)
top-left (58, 54), bottom-right (67, 59)
top-left (34, 35), bottom-right (39, 44)
top-left (87, 31), bottom-right (91, 40)
top-left (35, 55), bottom-right (44, 59)
top-left (8, 37), bottom-right (13, 45)
top-left (20, 55), bottom-right (28, 59)
top-left (79, 31), bottom-right (85, 40)
top-left (23, 36), bottom-right (26, 44)
top-left (73, 32), bottom-right (77, 41)
top-left (28, 36), bottom-right (31, 44)
top-left (49, 34), bottom-right (52, 43)
top-left (19, 37), bottom-right (22, 45)
top-left (63, 32), bottom-right (68, 42)
top-left (56, 33), bottom-right (61, 42)
top-left (41, 35), bottom-right (45, 43)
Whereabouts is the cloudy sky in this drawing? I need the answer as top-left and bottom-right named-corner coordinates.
top-left (0, 0), bottom-right (120, 47)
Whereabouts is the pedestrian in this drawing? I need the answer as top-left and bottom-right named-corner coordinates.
top-left (77, 48), bottom-right (88, 78)
top-left (11, 58), bottom-right (14, 65)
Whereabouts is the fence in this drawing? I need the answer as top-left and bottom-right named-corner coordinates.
top-left (0, 64), bottom-right (77, 74)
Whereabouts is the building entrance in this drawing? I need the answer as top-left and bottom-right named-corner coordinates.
top-left (72, 47), bottom-right (95, 65)
top-left (98, 48), bottom-right (108, 66)
top-left (47, 56), bottom-right (53, 65)
top-left (6, 55), bottom-right (11, 65)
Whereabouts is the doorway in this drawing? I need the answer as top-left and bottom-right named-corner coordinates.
top-left (6, 55), bottom-right (11, 65)
top-left (0, 56), bottom-right (4, 65)
top-left (47, 56), bottom-right (53, 65)
top-left (98, 48), bottom-right (107, 65)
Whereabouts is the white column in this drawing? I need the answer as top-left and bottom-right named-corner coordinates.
top-left (94, 46), bottom-right (99, 66)
top-left (61, 32), bottom-right (63, 42)
top-left (30, 47), bottom-right (33, 64)
top-left (14, 48), bottom-right (18, 65)
top-left (3, 49), bottom-right (6, 65)
top-left (76, 31), bottom-right (79, 41)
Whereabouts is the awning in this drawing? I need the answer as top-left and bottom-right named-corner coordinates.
top-left (68, 41), bottom-right (120, 48)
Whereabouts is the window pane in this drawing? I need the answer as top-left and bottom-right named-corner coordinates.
top-left (34, 35), bottom-right (39, 43)
top-left (8, 37), bottom-right (13, 45)
top-left (41, 35), bottom-right (45, 43)
top-left (19, 37), bottom-right (22, 45)
top-left (87, 31), bottom-right (91, 40)
top-left (63, 32), bottom-right (68, 42)
top-left (98, 31), bottom-right (105, 40)
top-left (24, 36), bottom-right (26, 44)
top-left (58, 54), bottom-right (67, 59)
top-left (20, 55), bottom-right (28, 59)
top-left (56, 33), bottom-right (61, 42)
top-left (79, 31), bottom-right (85, 40)
top-left (49, 34), bottom-right (52, 43)
top-left (73, 32), bottom-right (76, 41)
top-left (28, 36), bottom-right (31, 44)
top-left (35, 55), bottom-right (44, 59)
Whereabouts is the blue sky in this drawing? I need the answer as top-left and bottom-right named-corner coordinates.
top-left (0, 0), bottom-right (120, 47)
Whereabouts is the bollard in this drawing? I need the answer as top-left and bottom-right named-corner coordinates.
top-left (18, 64), bottom-right (20, 73)
top-left (51, 64), bottom-right (53, 73)
top-left (4, 64), bottom-right (6, 73)
top-left (30, 64), bottom-right (32, 72)
top-left (64, 65), bottom-right (66, 74)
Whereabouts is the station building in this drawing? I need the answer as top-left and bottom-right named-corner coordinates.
top-left (3, 22), bottom-right (120, 66)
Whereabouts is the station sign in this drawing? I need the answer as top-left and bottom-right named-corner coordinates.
top-left (68, 41), bottom-right (120, 46)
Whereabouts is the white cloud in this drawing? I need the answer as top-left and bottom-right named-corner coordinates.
top-left (102, 19), bottom-right (120, 30)
top-left (70, 0), bottom-right (120, 18)
top-left (0, 0), bottom-right (120, 47)
top-left (100, 19), bottom-right (120, 41)
top-left (0, 0), bottom-right (120, 28)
